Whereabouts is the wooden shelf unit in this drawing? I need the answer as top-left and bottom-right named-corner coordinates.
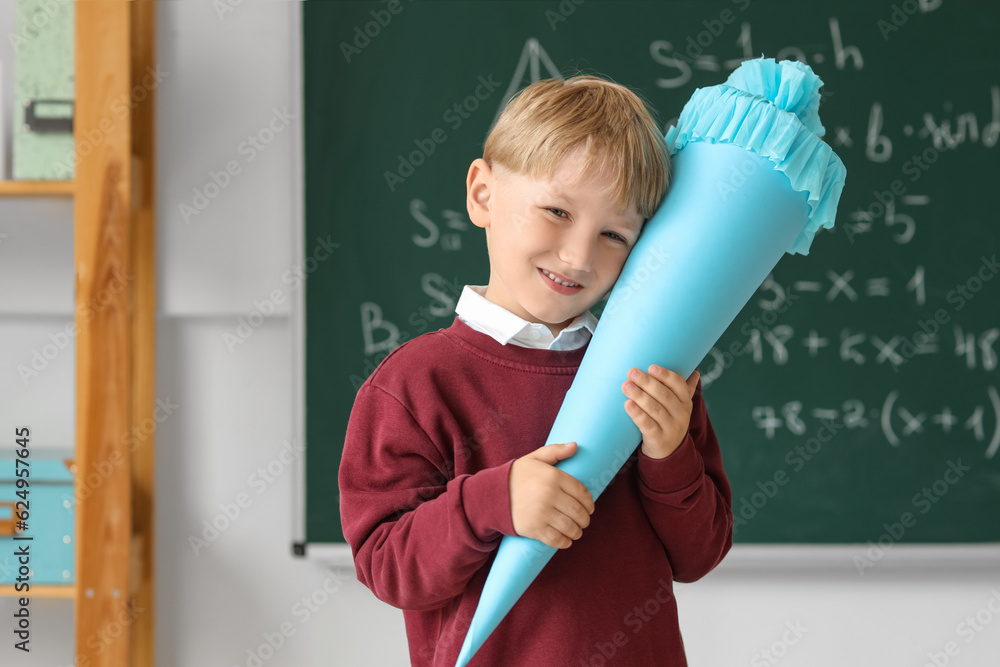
top-left (0, 3), bottom-right (158, 666)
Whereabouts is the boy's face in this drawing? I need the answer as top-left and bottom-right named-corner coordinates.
top-left (467, 145), bottom-right (644, 338)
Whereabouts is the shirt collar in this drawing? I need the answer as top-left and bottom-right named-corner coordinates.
top-left (454, 285), bottom-right (597, 351)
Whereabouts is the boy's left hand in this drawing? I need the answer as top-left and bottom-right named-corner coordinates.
top-left (622, 365), bottom-right (700, 459)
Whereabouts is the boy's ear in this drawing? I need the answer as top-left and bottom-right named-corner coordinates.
top-left (466, 158), bottom-right (493, 229)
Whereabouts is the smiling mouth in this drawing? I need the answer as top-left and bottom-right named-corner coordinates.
top-left (539, 268), bottom-right (582, 288)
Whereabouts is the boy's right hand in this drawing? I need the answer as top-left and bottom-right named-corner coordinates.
top-left (508, 442), bottom-right (595, 549)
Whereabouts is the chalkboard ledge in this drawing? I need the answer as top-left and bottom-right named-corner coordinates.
top-left (300, 543), bottom-right (1000, 572)
top-left (712, 544), bottom-right (1000, 573)
top-left (301, 543), bottom-right (354, 568)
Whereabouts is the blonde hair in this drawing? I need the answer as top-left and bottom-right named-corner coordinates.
top-left (483, 75), bottom-right (670, 220)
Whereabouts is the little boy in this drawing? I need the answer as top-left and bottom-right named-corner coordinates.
top-left (340, 75), bottom-right (733, 666)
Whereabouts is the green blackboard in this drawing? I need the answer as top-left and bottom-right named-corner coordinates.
top-left (302, 0), bottom-right (1000, 549)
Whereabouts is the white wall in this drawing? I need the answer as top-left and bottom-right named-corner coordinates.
top-left (0, 2), bottom-right (998, 666)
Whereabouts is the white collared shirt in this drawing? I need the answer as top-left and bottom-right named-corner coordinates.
top-left (454, 285), bottom-right (597, 351)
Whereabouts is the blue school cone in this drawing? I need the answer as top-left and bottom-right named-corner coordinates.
top-left (454, 56), bottom-right (847, 667)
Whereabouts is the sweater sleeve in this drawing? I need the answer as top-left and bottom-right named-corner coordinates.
top-left (634, 379), bottom-right (734, 582)
top-left (339, 382), bottom-right (517, 611)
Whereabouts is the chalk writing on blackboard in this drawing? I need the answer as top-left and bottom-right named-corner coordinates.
top-left (703, 323), bottom-right (998, 372)
top-left (489, 38), bottom-right (562, 133)
top-left (651, 17), bottom-right (865, 90)
top-left (865, 87), bottom-right (1000, 162)
top-left (846, 195), bottom-right (928, 245)
top-left (410, 199), bottom-right (470, 252)
top-left (751, 386), bottom-right (1000, 458)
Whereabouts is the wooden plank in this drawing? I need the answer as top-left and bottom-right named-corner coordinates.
top-left (129, 1), bottom-right (157, 665)
top-left (0, 585), bottom-right (75, 599)
top-left (74, 2), bottom-right (134, 665)
top-left (0, 180), bottom-right (74, 197)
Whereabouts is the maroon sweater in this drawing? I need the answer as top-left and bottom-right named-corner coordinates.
top-left (339, 317), bottom-right (733, 666)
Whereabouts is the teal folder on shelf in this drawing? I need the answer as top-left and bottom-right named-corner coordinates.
top-left (0, 457), bottom-right (75, 586)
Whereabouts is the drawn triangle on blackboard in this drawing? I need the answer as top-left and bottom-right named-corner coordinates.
top-left (487, 38), bottom-right (562, 135)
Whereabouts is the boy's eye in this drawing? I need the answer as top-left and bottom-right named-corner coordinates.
top-left (543, 207), bottom-right (630, 245)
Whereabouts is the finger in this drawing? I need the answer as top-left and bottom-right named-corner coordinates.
top-left (686, 369), bottom-right (701, 396)
top-left (646, 365), bottom-right (695, 406)
top-left (526, 441), bottom-right (577, 466)
top-left (626, 366), bottom-right (679, 406)
top-left (552, 494), bottom-right (592, 532)
top-left (548, 508), bottom-right (586, 541)
top-left (541, 526), bottom-right (573, 550)
top-left (624, 369), bottom-right (679, 422)
top-left (624, 394), bottom-right (662, 435)
top-left (624, 387), bottom-right (670, 432)
top-left (557, 472), bottom-right (595, 515)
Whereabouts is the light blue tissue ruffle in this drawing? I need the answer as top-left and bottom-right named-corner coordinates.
top-left (665, 57), bottom-right (847, 256)
top-left (725, 57), bottom-right (826, 137)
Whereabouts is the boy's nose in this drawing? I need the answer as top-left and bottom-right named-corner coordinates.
top-left (557, 233), bottom-right (595, 274)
